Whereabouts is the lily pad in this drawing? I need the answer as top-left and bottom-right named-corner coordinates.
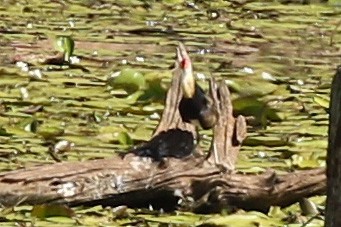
top-left (108, 68), bottom-right (146, 94)
top-left (37, 125), bottom-right (65, 140)
top-left (312, 94), bottom-right (329, 110)
top-left (31, 204), bottom-right (75, 219)
top-left (55, 36), bottom-right (75, 62)
top-left (233, 97), bottom-right (283, 126)
top-left (226, 78), bottom-right (278, 97)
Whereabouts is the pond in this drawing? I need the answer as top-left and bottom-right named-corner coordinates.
top-left (0, 0), bottom-right (340, 226)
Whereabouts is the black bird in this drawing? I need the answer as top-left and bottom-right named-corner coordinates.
top-left (176, 43), bottom-right (217, 130)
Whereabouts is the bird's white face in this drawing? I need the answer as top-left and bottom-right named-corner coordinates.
top-left (176, 44), bottom-right (195, 98)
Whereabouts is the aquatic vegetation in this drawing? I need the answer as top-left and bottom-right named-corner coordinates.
top-left (55, 36), bottom-right (75, 62)
top-left (0, 0), bottom-right (339, 225)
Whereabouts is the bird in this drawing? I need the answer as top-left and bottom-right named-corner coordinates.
top-left (176, 42), bottom-right (217, 130)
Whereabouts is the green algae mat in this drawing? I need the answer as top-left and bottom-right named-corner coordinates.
top-left (1, 0), bottom-right (341, 226)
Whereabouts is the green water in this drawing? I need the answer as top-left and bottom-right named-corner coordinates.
top-left (0, 0), bottom-right (340, 226)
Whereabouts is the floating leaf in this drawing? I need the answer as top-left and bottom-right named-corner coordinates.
top-left (233, 97), bottom-right (283, 126)
top-left (126, 90), bottom-right (145, 103)
top-left (140, 78), bottom-right (167, 101)
top-left (268, 206), bottom-right (286, 218)
top-left (75, 205), bottom-right (104, 215)
top-left (108, 68), bottom-right (146, 94)
top-left (286, 154), bottom-right (322, 169)
top-left (19, 118), bottom-right (39, 133)
top-left (55, 35), bottom-right (75, 62)
top-left (313, 95), bottom-right (329, 110)
top-left (244, 136), bottom-right (289, 147)
top-left (226, 78), bottom-right (278, 97)
top-left (0, 127), bottom-right (12, 136)
top-left (164, 0), bottom-right (185, 4)
top-left (201, 212), bottom-right (283, 226)
top-left (31, 204), bottom-right (74, 219)
top-left (115, 131), bottom-right (133, 145)
top-left (37, 126), bottom-right (64, 140)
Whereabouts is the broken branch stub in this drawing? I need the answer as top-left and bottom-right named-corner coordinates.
top-left (153, 65), bottom-right (197, 139)
top-left (206, 81), bottom-right (247, 170)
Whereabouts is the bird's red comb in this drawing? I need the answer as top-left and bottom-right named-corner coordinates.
top-left (181, 58), bottom-right (191, 69)
top-left (176, 42), bottom-right (192, 70)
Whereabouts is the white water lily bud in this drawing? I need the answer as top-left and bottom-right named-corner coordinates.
top-left (16, 61), bottom-right (29, 72)
top-left (135, 56), bottom-right (144, 62)
top-left (196, 72), bottom-right (206, 80)
top-left (20, 87), bottom-right (29, 99)
top-left (54, 140), bottom-right (75, 153)
top-left (149, 112), bottom-right (160, 120)
top-left (109, 71), bottom-right (120, 78)
top-left (69, 56), bottom-right (80, 64)
top-left (242, 66), bottom-right (254, 74)
top-left (68, 20), bottom-right (75, 28)
top-left (28, 69), bottom-right (44, 80)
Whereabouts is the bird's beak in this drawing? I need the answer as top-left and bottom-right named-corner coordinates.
top-left (176, 42), bottom-right (195, 98)
top-left (176, 46), bottom-right (183, 67)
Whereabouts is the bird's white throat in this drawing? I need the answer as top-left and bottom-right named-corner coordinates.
top-left (181, 69), bottom-right (195, 98)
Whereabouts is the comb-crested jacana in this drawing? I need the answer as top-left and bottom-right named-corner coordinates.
top-left (176, 43), bottom-right (217, 130)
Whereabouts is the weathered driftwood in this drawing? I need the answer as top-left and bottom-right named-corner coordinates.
top-left (325, 66), bottom-right (341, 227)
top-left (0, 58), bottom-right (326, 213)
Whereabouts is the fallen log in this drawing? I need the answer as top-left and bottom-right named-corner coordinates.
top-left (0, 44), bottom-right (326, 213)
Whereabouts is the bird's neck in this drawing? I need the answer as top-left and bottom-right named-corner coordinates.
top-left (181, 69), bottom-right (195, 98)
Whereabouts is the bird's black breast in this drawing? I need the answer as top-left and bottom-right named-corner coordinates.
top-left (179, 84), bottom-right (214, 128)
top-left (130, 129), bottom-right (195, 160)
